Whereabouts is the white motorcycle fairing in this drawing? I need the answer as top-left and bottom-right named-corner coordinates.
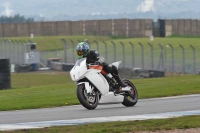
top-left (70, 58), bottom-right (110, 96)
top-left (70, 58), bottom-right (88, 81)
top-left (70, 58), bottom-right (126, 104)
top-left (84, 70), bottom-right (109, 95)
top-left (99, 92), bottom-right (124, 104)
top-left (112, 61), bottom-right (122, 69)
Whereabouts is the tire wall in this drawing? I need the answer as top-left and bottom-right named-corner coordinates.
top-left (0, 59), bottom-right (11, 90)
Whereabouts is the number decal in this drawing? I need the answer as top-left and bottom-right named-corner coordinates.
top-left (27, 52), bottom-right (35, 60)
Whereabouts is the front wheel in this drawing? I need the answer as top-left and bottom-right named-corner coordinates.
top-left (77, 84), bottom-right (99, 110)
top-left (122, 79), bottom-right (138, 107)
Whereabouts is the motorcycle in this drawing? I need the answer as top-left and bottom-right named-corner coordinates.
top-left (70, 58), bottom-right (138, 110)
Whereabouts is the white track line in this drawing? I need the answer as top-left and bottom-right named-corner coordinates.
top-left (140, 94), bottom-right (200, 101)
top-left (0, 110), bottom-right (200, 131)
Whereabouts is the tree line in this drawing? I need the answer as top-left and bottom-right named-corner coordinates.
top-left (0, 14), bottom-right (34, 23)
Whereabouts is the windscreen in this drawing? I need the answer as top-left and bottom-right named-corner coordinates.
top-left (75, 58), bottom-right (86, 66)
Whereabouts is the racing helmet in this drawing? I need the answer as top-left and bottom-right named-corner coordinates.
top-left (76, 42), bottom-right (89, 58)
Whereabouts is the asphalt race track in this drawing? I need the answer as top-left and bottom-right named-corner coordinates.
top-left (0, 94), bottom-right (200, 130)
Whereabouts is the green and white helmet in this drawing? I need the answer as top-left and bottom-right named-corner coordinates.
top-left (76, 42), bottom-right (90, 58)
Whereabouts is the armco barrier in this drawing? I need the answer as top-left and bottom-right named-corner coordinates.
top-left (119, 68), bottom-right (165, 78)
top-left (50, 62), bottom-right (74, 71)
top-left (50, 62), bottom-right (63, 71)
top-left (62, 63), bottom-right (74, 71)
top-left (14, 64), bottom-right (34, 73)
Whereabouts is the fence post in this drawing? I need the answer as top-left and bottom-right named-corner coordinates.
top-left (190, 45), bottom-right (196, 74)
top-left (179, 44), bottom-right (185, 73)
top-left (94, 40), bottom-right (99, 52)
top-left (0, 40), bottom-right (4, 59)
top-left (10, 40), bottom-right (15, 64)
top-left (62, 38), bottom-right (67, 63)
top-left (168, 44), bottom-right (175, 72)
top-left (87, 40), bottom-right (91, 49)
top-left (158, 43), bottom-right (164, 71)
top-left (148, 43), bottom-right (154, 70)
top-left (0, 40), bottom-right (2, 58)
top-left (3, 39), bottom-right (7, 59)
top-left (8, 40), bottom-right (13, 63)
top-left (129, 42), bottom-right (134, 69)
top-left (139, 42), bottom-right (144, 69)
top-left (19, 40), bottom-right (25, 64)
top-left (0, 40), bottom-right (1, 58)
top-left (70, 39), bottom-right (75, 63)
top-left (15, 40), bottom-right (20, 64)
top-left (120, 42), bottom-right (125, 68)
top-left (8, 39), bottom-right (12, 60)
top-left (111, 41), bottom-right (116, 62)
top-left (103, 41), bottom-right (107, 62)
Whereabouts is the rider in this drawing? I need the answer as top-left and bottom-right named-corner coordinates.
top-left (76, 41), bottom-right (127, 89)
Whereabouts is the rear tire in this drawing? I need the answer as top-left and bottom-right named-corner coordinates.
top-left (77, 84), bottom-right (99, 110)
top-left (122, 79), bottom-right (138, 107)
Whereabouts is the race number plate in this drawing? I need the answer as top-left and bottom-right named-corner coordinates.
top-left (26, 52), bottom-right (35, 60)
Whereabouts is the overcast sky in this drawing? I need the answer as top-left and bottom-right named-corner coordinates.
top-left (0, 0), bottom-right (199, 20)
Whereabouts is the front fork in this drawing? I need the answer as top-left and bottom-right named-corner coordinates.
top-left (78, 82), bottom-right (101, 103)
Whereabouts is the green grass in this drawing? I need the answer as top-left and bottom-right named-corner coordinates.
top-left (0, 73), bottom-right (199, 111)
top-left (4, 35), bottom-right (200, 52)
top-left (167, 34), bottom-right (200, 38)
top-left (0, 72), bottom-right (79, 111)
top-left (3, 115), bottom-right (200, 133)
top-left (4, 35), bottom-right (112, 51)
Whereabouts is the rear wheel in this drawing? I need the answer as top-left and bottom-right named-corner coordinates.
top-left (77, 84), bottom-right (99, 110)
top-left (122, 79), bottom-right (138, 107)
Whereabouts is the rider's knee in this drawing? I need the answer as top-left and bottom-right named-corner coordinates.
top-left (112, 65), bottom-right (118, 75)
top-left (107, 64), bottom-right (118, 75)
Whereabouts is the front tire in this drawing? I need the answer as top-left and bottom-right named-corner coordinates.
top-left (122, 79), bottom-right (138, 107)
top-left (77, 84), bottom-right (99, 110)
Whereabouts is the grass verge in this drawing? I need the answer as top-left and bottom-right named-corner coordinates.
top-left (0, 73), bottom-right (199, 111)
top-left (2, 115), bottom-right (200, 133)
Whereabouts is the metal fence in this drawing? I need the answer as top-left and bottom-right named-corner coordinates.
top-left (0, 39), bottom-right (199, 74)
top-left (0, 39), bottom-right (40, 66)
top-left (0, 39), bottom-right (25, 64)
top-left (61, 39), bottom-right (199, 74)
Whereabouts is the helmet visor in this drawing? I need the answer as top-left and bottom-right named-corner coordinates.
top-left (77, 51), bottom-right (84, 56)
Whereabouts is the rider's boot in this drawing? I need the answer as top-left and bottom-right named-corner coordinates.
top-left (112, 74), bottom-right (127, 88)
